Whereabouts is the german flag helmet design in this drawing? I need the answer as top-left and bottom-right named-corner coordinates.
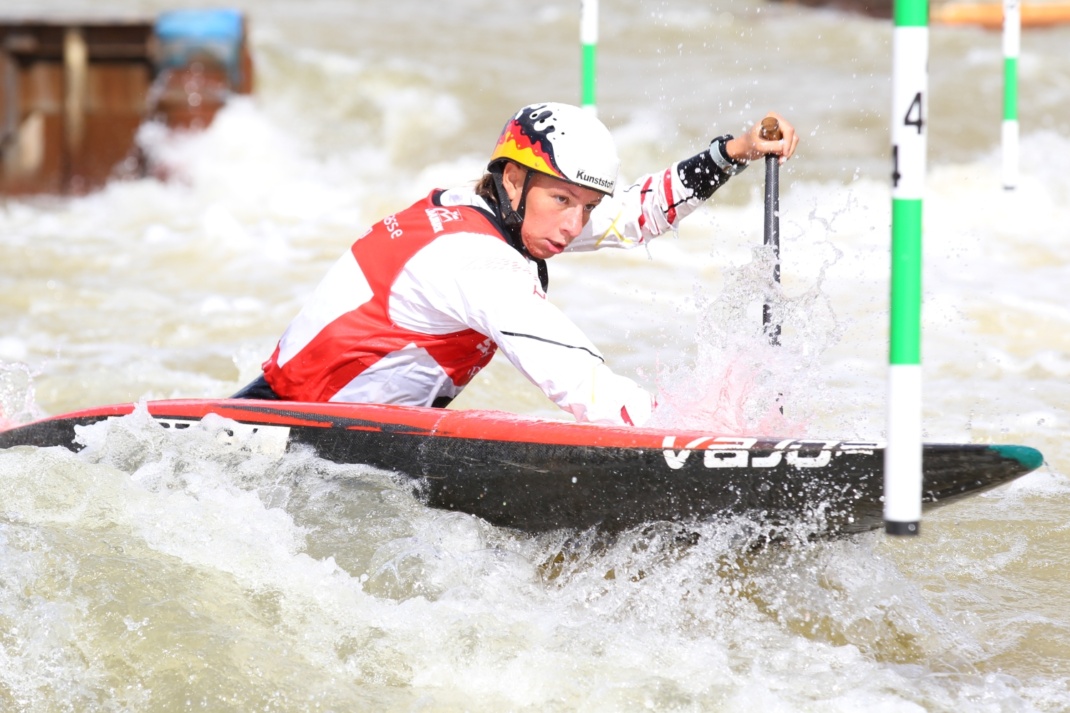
top-left (489, 103), bottom-right (619, 196)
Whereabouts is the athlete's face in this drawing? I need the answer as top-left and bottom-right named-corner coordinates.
top-left (502, 163), bottom-right (604, 260)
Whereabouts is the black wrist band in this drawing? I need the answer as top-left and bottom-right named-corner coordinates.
top-left (709, 134), bottom-right (748, 176)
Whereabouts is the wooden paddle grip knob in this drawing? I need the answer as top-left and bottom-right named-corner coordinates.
top-left (760, 116), bottom-right (783, 141)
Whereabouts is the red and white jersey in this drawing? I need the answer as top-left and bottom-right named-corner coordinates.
top-left (263, 159), bottom-right (719, 426)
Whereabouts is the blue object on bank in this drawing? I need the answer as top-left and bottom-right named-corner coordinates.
top-left (154, 9), bottom-right (245, 87)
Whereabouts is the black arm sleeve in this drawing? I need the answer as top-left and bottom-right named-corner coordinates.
top-left (675, 149), bottom-right (731, 202)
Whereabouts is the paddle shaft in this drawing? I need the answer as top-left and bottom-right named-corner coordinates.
top-left (761, 117), bottom-right (783, 346)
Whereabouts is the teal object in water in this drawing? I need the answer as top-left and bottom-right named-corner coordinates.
top-left (991, 444), bottom-right (1044, 472)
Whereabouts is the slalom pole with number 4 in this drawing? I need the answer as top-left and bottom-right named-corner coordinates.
top-left (885, 0), bottom-right (929, 536)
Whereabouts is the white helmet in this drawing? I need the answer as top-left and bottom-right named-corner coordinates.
top-left (488, 103), bottom-right (619, 196)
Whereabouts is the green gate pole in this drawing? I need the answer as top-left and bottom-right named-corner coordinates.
top-left (1003, 0), bottom-right (1020, 189)
top-left (581, 0), bottom-right (598, 114)
top-left (885, 0), bottom-right (929, 536)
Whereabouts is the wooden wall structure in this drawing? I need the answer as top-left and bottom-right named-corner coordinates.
top-left (0, 13), bottom-right (252, 196)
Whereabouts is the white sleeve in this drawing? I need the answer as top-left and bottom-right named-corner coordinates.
top-left (394, 234), bottom-right (654, 426)
top-left (568, 149), bottom-right (734, 253)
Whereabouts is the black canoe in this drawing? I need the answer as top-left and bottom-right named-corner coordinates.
top-left (0, 399), bottom-right (1044, 535)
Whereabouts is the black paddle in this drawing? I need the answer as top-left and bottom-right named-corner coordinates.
top-left (760, 117), bottom-right (786, 415)
top-left (761, 116), bottom-right (783, 347)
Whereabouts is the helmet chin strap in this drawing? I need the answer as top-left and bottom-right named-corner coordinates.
top-left (489, 166), bottom-right (548, 291)
top-left (491, 167), bottom-right (533, 239)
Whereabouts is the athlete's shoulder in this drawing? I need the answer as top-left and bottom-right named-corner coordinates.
top-left (395, 186), bottom-right (498, 239)
top-left (436, 185), bottom-right (492, 212)
top-left (415, 228), bottom-right (524, 267)
top-left (407, 227), bottom-right (534, 289)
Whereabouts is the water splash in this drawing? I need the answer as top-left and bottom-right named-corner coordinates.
top-left (649, 239), bottom-right (845, 435)
top-left (0, 362), bottom-right (44, 429)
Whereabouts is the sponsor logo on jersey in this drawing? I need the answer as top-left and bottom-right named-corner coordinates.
top-left (426, 207), bottom-right (463, 234)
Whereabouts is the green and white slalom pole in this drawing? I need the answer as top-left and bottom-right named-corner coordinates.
top-left (580, 0), bottom-right (598, 115)
top-left (1003, 0), bottom-right (1020, 189)
top-left (886, 0), bottom-right (929, 536)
